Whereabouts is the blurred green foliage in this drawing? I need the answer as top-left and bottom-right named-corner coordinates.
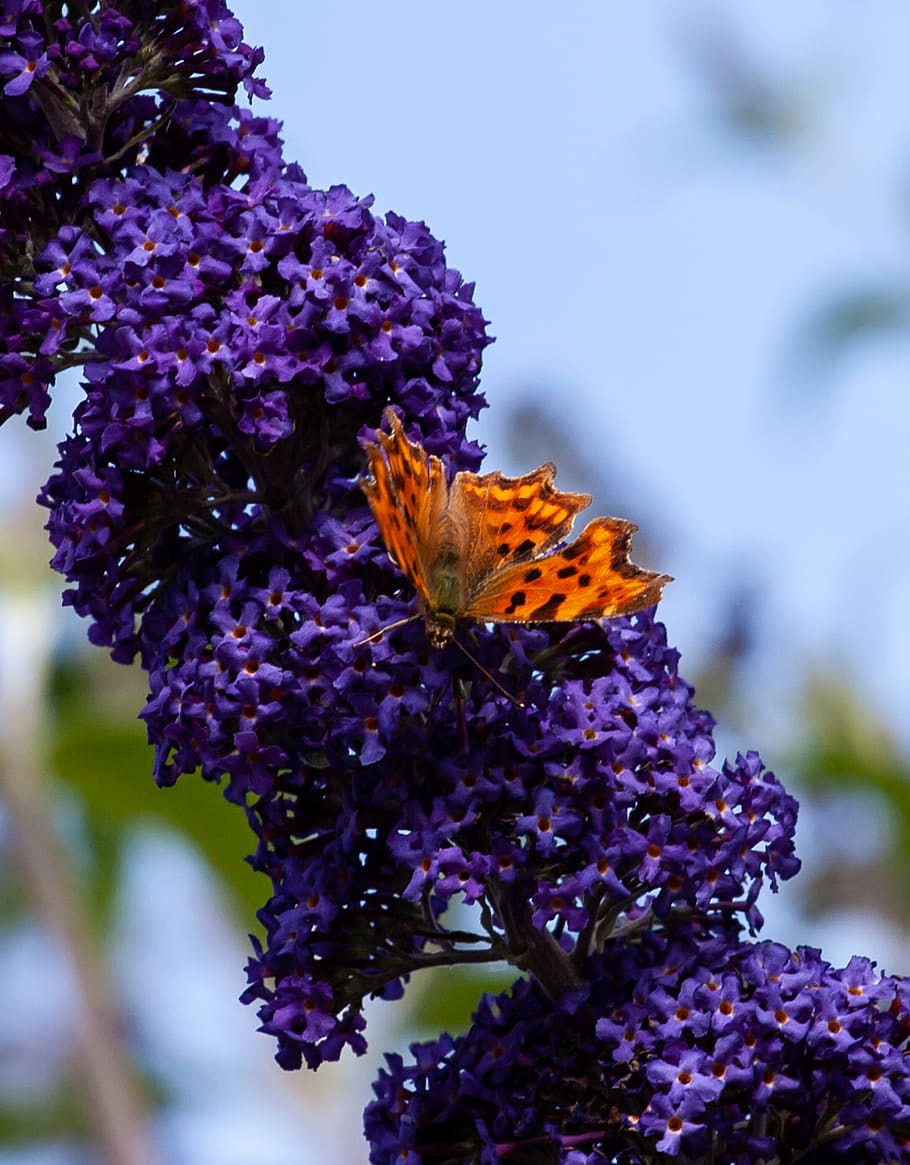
top-left (790, 672), bottom-right (910, 928)
top-left (48, 649), bottom-right (270, 931)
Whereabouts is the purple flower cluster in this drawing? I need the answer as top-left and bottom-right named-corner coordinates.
top-left (4, 4), bottom-right (907, 1162)
top-left (239, 609), bottom-right (799, 1070)
top-left (367, 933), bottom-right (910, 1162)
top-left (36, 165), bottom-right (486, 659)
top-left (0, 0), bottom-right (268, 428)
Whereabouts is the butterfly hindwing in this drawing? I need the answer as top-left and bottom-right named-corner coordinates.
top-left (464, 515), bottom-right (671, 624)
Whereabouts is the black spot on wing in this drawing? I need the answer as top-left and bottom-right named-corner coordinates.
top-left (505, 591), bottom-right (527, 614)
top-left (529, 593), bottom-right (567, 620)
top-left (578, 573), bottom-right (592, 587)
top-left (524, 510), bottom-right (566, 531)
top-left (523, 567), bottom-right (543, 583)
top-left (556, 565), bottom-right (577, 579)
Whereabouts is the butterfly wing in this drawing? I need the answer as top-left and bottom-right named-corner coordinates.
top-left (361, 409), bottom-right (447, 602)
top-left (463, 515), bottom-right (671, 625)
top-left (362, 412), bottom-right (670, 639)
top-left (448, 465), bottom-right (593, 592)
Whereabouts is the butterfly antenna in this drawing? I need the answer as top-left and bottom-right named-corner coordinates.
top-left (353, 613), bottom-right (421, 647)
top-left (452, 638), bottom-right (525, 709)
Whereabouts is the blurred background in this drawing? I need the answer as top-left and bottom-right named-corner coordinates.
top-left (2, 2), bottom-right (909, 1161)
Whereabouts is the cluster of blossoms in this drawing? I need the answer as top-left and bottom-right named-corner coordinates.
top-left (241, 610), bottom-right (801, 1068)
top-left (3, 4), bottom-right (909, 1162)
top-left (368, 934), bottom-right (910, 1163)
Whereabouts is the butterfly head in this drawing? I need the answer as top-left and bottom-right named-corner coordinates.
top-left (425, 609), bottom-right (456, 648)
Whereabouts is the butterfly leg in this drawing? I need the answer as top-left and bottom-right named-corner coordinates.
top-left (452, 675), bottom-right (470, 754)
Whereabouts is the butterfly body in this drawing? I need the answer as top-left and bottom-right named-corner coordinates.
top-left (361, 409), bottom-right (671, 646)
top-left (422, 526), bottom-right (466, 645)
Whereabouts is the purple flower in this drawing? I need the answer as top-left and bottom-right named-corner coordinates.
top-left (643, 1094), bottom-right (704, 1157)
top-left (0, 31), bottom-right (48, 94)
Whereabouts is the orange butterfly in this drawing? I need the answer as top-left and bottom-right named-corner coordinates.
top-left (361, 408), bottom-right (671, 648)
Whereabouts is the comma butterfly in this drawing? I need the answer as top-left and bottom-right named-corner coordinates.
top-left (361, 408), bottom-right (671, 648)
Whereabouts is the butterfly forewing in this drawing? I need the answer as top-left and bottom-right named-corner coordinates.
top-left (362, 413), bottom-right (447, 604)
top-left (463, 516), bottom-right (671, 625)
top-left (450, 467), bottom-right (592, 589)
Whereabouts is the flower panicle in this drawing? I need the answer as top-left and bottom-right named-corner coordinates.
top-left (365, 936), bottom-right (910, 1163)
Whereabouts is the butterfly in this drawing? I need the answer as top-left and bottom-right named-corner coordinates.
top-left (361, 408), bottom-right (671, 649)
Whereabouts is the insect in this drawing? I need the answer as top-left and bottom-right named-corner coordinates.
top-left (361, 408), bottom-right (671, 648)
